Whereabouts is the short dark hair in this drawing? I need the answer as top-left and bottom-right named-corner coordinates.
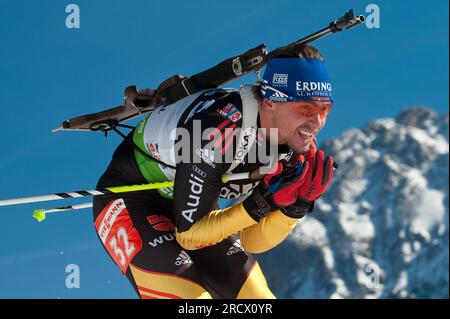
top-left (252, 84), bottom-right (264, 102)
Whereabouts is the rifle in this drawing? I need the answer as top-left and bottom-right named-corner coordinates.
top-left (53, 9), bottom-right (364, 133)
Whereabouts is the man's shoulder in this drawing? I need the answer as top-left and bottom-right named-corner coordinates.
top-left (190, 89), bottom-right (242, 125)
top-left (200, 88), bottom-right (242, 107)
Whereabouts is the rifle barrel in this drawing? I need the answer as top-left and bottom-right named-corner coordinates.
top-left (267, 10), bottom-right (365, 59)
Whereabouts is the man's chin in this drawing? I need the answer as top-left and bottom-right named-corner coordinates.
top-left (287, 140), bottom-right (311, 154)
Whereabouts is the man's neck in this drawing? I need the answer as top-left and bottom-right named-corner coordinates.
top-left (257, 111), bottom-right (290, 154)
top-left (257, 109), bottom-right (272, 141)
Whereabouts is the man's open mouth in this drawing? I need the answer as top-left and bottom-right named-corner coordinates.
top-left (298, 129), bottom-right (315, 141)
top-left (298, 129), bottom-right (314, 137)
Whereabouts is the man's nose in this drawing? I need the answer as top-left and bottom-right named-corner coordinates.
top-left (309, 113), bottom-right (322, 126)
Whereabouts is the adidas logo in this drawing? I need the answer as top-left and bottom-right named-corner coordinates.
top-left (262, 84), bottom-right (288, 102)
top-left (227, 240), bottom-right (244, 256)
top-left (269, 90), bottom-right (288, 102)
top-left (175, 250), bottom-right (193, 266)
top-left (272, 91), bottom-right (287, 97)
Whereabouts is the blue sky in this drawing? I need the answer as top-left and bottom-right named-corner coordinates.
top-left (0, 0), bottom-right (448, 298)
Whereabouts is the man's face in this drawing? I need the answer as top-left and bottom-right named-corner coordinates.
top-left (269, 100), bottom-right (332, 153)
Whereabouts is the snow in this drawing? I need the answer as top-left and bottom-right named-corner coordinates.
top-left (353, 156), bottom-right (366, 167)
top-left (428, 124), bottom-right (438, 135)
top-left (340, 179), bottom-right (368, 201)
top-left (413, 241), bottom-right (421, 252)
top-left (411, 189), bottom-right (446, 241)
top-left (438, 223), bottom-right (446, 236)
top-left (375, 118), bottom-right (396, 130)
top-left (408, 127), bottom-right (449, 154)
top-left (330, 277), bottom-right (349, 299)
top-left (355, 255), bottom-right (383, 297)
top-left (405, 168), bottom-right (427, 189)
top-left (317, 199), bottom-right (332, 212)
top-left (293, 216), bottom-right (327, 246)
top-left (360, 201), bottom-right (373, 216)
top-left (383, 155), bottom-right (402, 173)
top-left (292, 217), bottom-right (335, 271)
top-left (322, 246), bottom-right (335, 271)
top-left (337, 148), bottom-right (354, 162)
top-left (364, 149), bottom-right (381, 163)
top-left (338, 203), bottom-right (375, 243)
top-left (393, 271), bottom-right (409, 297)
top-left (402, 242), bottom-right (413, 263)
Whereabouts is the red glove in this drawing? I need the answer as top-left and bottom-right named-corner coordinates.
top-left (297, 149), bottom-right (334, 202)
top-left (266, 157), bottom-right (310, 207)
top-left (243, 159), bottom-right (309, 221)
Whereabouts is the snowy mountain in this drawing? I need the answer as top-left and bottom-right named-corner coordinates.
top-left (258, 107), bottom-right (449, 299)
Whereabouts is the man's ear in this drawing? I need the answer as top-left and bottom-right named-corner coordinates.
top-left (261, 99), bottom-right (275, 114)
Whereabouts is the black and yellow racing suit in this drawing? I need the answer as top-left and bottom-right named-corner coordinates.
top-left (93, 87), bottom-right (300, 299)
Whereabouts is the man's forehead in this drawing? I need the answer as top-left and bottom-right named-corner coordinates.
top-left (296, 100), bottom-right (332, 106)
top-left (263, 99), bottom-right (332, 108)
top-left (283, 100), bottom-right (333, 108)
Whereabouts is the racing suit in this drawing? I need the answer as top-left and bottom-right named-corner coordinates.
top-left (93, 86), bottom-right (302, 299)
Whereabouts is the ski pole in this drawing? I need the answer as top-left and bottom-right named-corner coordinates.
top-left (0, 172), bottom-right (253, 208)
top-left (29, 173), bottom-right (254, 222)
top-left (30, 161), bottom-right (339, 222)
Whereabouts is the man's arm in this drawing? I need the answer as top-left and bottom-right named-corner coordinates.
top-left (240, 148), bottom-right (335, 253)
top-left (173, 92), bottom-right (259, 250)
top-left (176, 202), bottom-right (257, 250)
top-left (238, 210), bottom-right (298, 253)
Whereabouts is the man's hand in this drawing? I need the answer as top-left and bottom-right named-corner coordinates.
top-left (297, 149), bottom-right (334, 202)
top-left (243, 158), bottom-right (309, 222)
top-left (278, 149), bottom-right (335, 218)
top-left (269, 148), bottom-right (336, 219)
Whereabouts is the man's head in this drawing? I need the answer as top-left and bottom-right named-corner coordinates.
top-left (257, 45), bottom-right (333, 154)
